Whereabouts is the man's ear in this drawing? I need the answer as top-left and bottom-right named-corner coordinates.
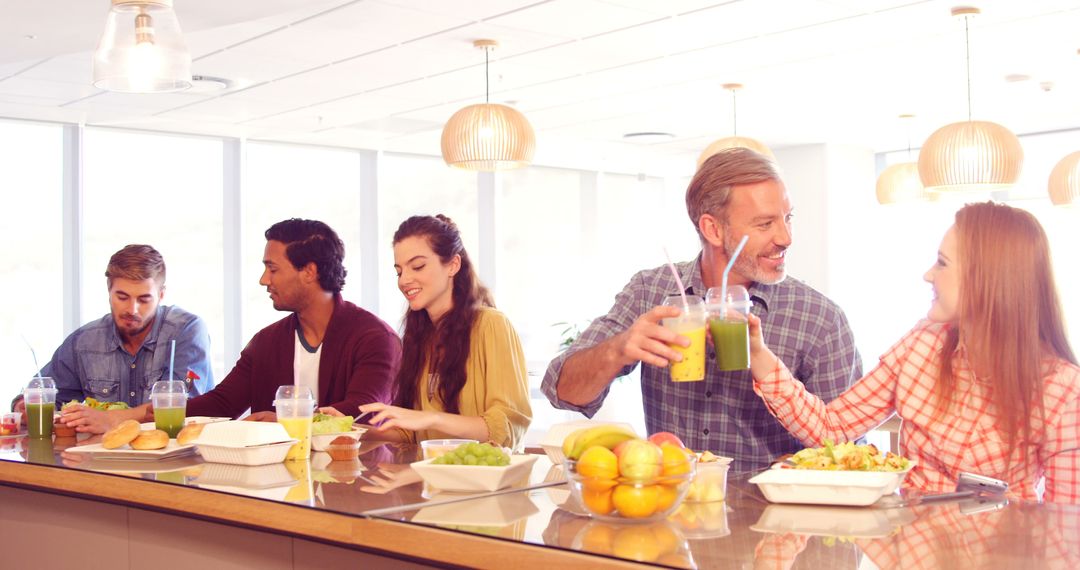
top-left (698, 213), bottom-right (726, 247)
top-left (302, 262), bottom-right (319, 284)
top-left (157, 284), bottom-right (166, 301)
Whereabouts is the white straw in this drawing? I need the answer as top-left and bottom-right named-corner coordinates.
top-left (662, 247), bottom-right (689, 310)
top-left (721, 235), bottom-right (750, 306)
top-left (21, 335), bottom-right (42, 380)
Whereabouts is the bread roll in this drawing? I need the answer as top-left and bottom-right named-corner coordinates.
top-left (130, 429), bottom-right (169, 450)
top-left (102, 419), bottom-right (141, 449)
top-left (176, 422), bottom-right (205, 445)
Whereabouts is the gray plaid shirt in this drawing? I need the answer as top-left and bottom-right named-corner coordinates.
top-left (542, 255), bottom-right (861, 473)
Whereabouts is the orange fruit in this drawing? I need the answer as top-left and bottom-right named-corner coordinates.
top-left (660, 442), bottom-right (693, 477)
top-left (656, 553), bottom-right (693, 568)
top-left (577, 445), bottom-right (618, 480)
top-left (581, 486), bottom-right (615, 516)
top-left (611, 526), bottom-right (662, 562)
top-left (612, 483), bottom-right (660, 519)
top-left (654, 483), bottom-right (680, 513)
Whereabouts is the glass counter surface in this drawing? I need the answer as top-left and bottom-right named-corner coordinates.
top-left (2, 433), bottom-right (1078, 569)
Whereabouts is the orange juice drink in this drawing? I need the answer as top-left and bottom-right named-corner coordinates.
top-left (278, 416), bottom-right (313, 460)
top-left (669, 324), bottom-right (707, 381)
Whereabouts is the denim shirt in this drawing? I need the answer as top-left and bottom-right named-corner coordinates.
top-left (39, 305), bottom-right (214, 407)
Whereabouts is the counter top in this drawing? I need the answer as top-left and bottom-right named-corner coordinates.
top-left (2, 433), bottom-right (1078, 569)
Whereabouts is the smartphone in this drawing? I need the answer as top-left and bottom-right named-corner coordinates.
top-left (956, 472), bottom-right (1009, 495)
top-left (959, 495), bottom-right (1009, 515)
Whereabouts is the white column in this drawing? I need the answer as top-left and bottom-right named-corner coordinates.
top-left (358, 150), bottom-right (380, 312)
top-left (477, 171), bottom-right (498, 295)
top-left (222, 138), bottom-right (244, 371)
top-left (61, 124), bottom-right (84, 335)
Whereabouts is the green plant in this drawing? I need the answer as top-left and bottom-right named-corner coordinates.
top-left (552, 320), bottom-right (590, 353)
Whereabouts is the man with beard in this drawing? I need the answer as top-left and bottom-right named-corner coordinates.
top-left (542, 148), bottom-right (861, 471)
top-left (14, 245), bottom-right (213, 423)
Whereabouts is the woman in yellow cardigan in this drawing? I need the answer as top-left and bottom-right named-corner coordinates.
top-left (359, 214), bottom-right (531, 449)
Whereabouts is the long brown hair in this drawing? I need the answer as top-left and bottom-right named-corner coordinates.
top-left (936, 202), bottom-right (1076, 458)
top-left (392, 215), bottom-right (493, 414)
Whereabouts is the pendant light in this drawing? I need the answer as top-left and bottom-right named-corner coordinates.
top-left (440, 40), bottom-right (535, 171)
top-left (93, 0), bottom-right (191, 93)
top-left (918, 7), bottom-right (1022, 192)
top-left (1048, 151), bottom-right (1080, 206)
top-left (697, 83), bottom-right (773, 169)
top-left (876, 115), bottom-right (927, 204)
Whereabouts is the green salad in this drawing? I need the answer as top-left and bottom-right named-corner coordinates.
top-left (312, 412), bottom-right (354, 435)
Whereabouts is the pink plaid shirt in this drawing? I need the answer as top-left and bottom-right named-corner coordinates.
top-left (753, 320), bottom-right (1080, 503)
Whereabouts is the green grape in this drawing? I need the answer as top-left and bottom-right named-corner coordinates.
top-left (464, 454), bottom-right (478, 465)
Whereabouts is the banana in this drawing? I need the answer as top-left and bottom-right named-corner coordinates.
top-left (565, 425), bottom-right (639, 460)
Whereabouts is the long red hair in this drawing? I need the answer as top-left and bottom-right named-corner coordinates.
top-left (937, 202), bottom-right (1076, 458)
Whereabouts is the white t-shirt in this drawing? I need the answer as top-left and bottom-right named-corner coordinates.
top-left (293, 328), bottom-right (322, 400)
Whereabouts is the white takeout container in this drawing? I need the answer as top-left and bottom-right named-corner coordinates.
top-left (411, 455), bottom-right (539, 492)
top-left (193, 421), bottom-right (297, 465)
top-left (538, 420), bottom-right (635, 464)
top-left (195, 462), bottom-right (296, 489)
top-left (749, 464), bottom-right (916, 507)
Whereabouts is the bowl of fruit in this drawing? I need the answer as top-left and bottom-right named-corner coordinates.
top-left (563, 428), bottom-right (697, 523)
top-left (410, 442), bottom-right (539, 492)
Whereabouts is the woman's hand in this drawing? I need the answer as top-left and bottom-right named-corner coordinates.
top-left (243, 411), bottom-right (277, 422)
top-left (358, 403), bottom-right (437, 433)
top-left (316, 406), bottom-right (344, 417)
top-left (747, 313), bottom-right (767, 355)
top-left (747, 313), bottom-right (782, 379)
top-left (358, 463), bottom-right (422, 494)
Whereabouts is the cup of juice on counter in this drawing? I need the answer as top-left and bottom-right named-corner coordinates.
top-left (151, 380), bottom-right (188, 438)
top-left (661, 295), bottom-right (707, 382)
top-left (275, 385), bottom-right (315, 460)
top-left (706, 285), bottom-right (752, 371)
top-left (23, 377), bottom-right (57, 438)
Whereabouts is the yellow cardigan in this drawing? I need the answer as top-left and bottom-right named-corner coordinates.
top-left (404, 307), bottom-right (532, 449)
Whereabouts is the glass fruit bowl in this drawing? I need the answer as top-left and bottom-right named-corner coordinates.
top-left (565, 455), bottom-right (696, 523)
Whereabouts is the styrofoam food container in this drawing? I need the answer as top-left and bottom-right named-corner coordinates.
top-left (538, 420), bottom-right (635, 464)
top-left (411, 454), bottom-right (539, 492)
top-left (749, 464), bottom-right (916, 506)
top-left (311, 428), bottom-right (365, 452)
top-left (194, 420), bottom-right (292, 447)
top-left (196, 440), bottom-right (298, 466)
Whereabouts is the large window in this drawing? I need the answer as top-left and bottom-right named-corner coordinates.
top-left (82, 129), bottom-right (226, 381)
top-left (0, 120), bottom-right (63, 406)
top-left (243, 143), bottom-right (364, 341)
top-left (376, 153), bottom-right (478, 328)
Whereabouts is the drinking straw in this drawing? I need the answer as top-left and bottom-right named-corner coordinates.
top-left (721, 235), bottom-right (750, 306)
top-left (21, 335), bottom-right (42, 380)
top-left (168, 339), bottom-right (177, 381)
top-left (662, 247), bottom-right (689, 310)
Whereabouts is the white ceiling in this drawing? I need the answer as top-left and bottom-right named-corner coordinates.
top-left (3, 0), bottom-right (1080, 175)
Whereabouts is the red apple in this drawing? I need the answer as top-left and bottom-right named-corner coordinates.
top-left (648, 431), bottom-right (685, 449)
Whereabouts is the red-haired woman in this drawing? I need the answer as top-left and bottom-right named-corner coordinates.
top-left (359, 215), bottom-right (531, 449)
top-left (748, 202), bottom-right (1080, 502)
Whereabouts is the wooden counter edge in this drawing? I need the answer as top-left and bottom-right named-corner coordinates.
top-left (0, 461), bottom-right (643, 570)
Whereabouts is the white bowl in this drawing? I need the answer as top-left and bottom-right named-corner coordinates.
top-left (748, 464), bottom-right (916, 506)
top-left (538, 420), bottom-right (635, 465)
top-left (311, 428), bottom-right (365, 452)
top-left (411, 493), bottom-right (539, 527)
top-left (411, 454), bottom-right (539, 492)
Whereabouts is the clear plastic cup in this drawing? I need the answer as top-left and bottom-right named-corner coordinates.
top-left (661, 296), bottom-right (707, 382)
top-left (421, 438), bottom-right (478, 460)
top-left (23, 377), bottom-right (57, 438)
top-left (705, 285), bottom-right (753, 371)
top-left (274, 385), bottom-right (316, 461)
top-left (151, 380), bottom-right (188, 438)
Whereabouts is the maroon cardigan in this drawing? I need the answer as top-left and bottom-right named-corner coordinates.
top-left (187, 295), bottom-right (401, 418)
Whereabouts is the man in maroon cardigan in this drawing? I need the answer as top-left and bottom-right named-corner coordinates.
top-left (187, 219), bottom-right (401, 420)
top-left (72, 219), bottom-right (400, 433)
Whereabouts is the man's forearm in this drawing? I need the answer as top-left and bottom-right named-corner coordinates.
top-left (555, 335), bottom-right (627, 406)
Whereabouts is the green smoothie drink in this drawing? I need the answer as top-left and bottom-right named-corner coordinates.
top-left (710, 319), bottom-right (749, 370)
top-left (706, 285), bottom-right (752, 372)
top-left (23, 377), bottom-right (57, 439)
top-left (26, 402), bottom-right (55, 438)
top-left (155, 407), bottom-right (186, 438)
